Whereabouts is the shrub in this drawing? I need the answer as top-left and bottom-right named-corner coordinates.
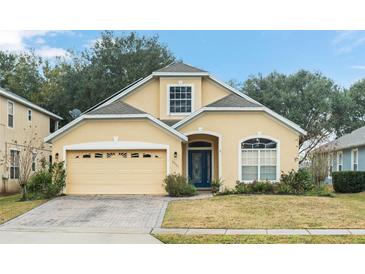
top-left (278, 169), bottom-right (314, 194)
top-left (211, 178), bottom-right (223, 194)
top-left (28, 161), bottom-right (66, 199)
top-left (218, 186), bottom-right (236, 195)
top-left (163, 174), bottom-right (197, 197)
top-left (235, 181), bottom-right (274, 194)
top-left (332, 171), bottom-right (365, 193)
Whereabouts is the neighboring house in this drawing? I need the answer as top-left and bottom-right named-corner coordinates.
top-left (0, 87), bottom-right (62, 193)
top-left (318, 126), bottom-right (365, 181)
top-left (45, 62), bottom-right (306, 195)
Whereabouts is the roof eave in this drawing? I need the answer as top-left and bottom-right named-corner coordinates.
top-left (0, 88), bottom-right (63, 120)
top-left (173, 107), bottom-right (306, 135)
top-left (44, 113), bottom-right (188, 144)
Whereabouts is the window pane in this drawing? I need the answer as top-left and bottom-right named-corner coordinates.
top-left (242, 166), bottom-right (258, 181)
top-left (260, 166), bottom-right (276, 180)
top-left (8, 115), bottom-right (13, 127)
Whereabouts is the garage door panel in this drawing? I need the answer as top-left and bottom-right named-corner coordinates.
top-left (66, 150), bottom-right (167, 194)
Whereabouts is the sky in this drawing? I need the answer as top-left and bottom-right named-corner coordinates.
top-left (1, 30), bottom-right (365, 88)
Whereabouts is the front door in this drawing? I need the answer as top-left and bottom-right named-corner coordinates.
top-left (188, 150), bottom-right (212, 188)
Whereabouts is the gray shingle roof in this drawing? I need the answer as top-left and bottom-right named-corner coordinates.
top-left (160, 119), bottom-right (181, 127)
top-left (206, 93), bottom-right (261, 108)
top-left (319, 126), bottom-right (365, 151)
top-left (155, 62), bottom-right (207, 73)
top-left (88, 100), bottom-right (145, 115)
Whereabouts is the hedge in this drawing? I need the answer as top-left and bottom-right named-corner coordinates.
top-left (332, 171), bottom-right (365, 193)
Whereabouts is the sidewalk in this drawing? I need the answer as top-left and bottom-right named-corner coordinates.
top-left (152, 228), bottom-right (365, 235)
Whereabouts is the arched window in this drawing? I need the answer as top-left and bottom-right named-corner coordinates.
top-left (241, 138), bottom-right (277, 181)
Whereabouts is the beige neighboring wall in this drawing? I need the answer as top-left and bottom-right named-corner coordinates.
top-left (51, 119), bottom-right (184, 194)
top-left (179, 112), bottom-right (300, 188)
top-left (0, 95), bottom-right (53, 193)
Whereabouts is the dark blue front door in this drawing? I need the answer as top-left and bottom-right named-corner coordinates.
top-left (188, 150), bottom-right (212, 188)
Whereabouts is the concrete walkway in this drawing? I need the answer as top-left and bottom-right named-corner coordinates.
top-left (152, 228), bottom-right (365, 235)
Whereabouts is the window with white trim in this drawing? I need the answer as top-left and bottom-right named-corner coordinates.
top-left (8, 101), bottom-right (14, 128)
top-left (241, 138), bottom-right (277, 181)
top-left (352, 149), bottom-right (358, 171)
top-left (10, 149), bottom-right (20, 179)
top-left (169, 85), bottom-right (192, 114)
top-left (337, 151), bottom-right (343, 171)
top-left (28, 109), bottom-right (32, 122)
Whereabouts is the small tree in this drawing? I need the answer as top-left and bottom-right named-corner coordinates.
top-left (310, 151), bottom-right (328, 186)
top-left (0, 126), bottom-right (46, 200)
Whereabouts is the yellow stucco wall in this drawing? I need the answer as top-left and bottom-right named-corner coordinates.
top-left (119, 76), bottom-right (229, 121)
top-left (179, 112), bottom-right (300, 188)
top-left (201, 78), bottom-right (230, 106)
top-left (0, 95), bottom-right (53, 193)
top-left (51, 119), bottom-right (184, 194)
top-left (123, 78), bottom-right (160, 118)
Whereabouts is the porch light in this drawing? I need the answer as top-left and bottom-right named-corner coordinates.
top-left (174, 152), bottom-right (178, 158)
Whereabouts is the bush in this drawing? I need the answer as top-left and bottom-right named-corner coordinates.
top-left (28, 161), bottom-right (66, 199)
top-left (211, 178), bottom-right (223, 194)
top-left (332, 171), bottom-right (365, 193)
top-left (278, 169), bottom-right (314, 194)
top-left (235, 181), bottom-right (274, 194)
top-left (163, 174), bottom-right (197, 197)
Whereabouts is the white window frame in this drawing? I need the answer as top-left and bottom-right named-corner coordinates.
top-left (351, 148), bottom-right (358, 171)
top-left (238, 136), bottom-right (280, 182)
top-left (7, 100), bottom-right (14, 128)
top-left (167, 84), bottom-right (194, 116)
top-left (28, 109), bottom-right (32, 122)
top-left (9, 148), bottom-right (20, 179)
top-left (337, 151), bottom-right (343, 171)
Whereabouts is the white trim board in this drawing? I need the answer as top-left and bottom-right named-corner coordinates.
top-left (173, 107), bottom-right (307, 135)
top-left (0, 87), bottom-right (62, 120)
top-left (44, 113), bottom-right (188, 143)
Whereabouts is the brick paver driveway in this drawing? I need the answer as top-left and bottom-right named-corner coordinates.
top-left (0, 195), bottom-right (169, 233)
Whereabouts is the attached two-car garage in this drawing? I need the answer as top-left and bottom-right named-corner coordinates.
top-left (64, 142), bottom-right (170, 195)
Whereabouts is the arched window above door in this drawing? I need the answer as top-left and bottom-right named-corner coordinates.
top-left (188, 141), bottom-right (212, 148)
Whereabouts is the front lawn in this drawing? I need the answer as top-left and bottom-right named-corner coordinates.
top-left (0, 194), bottom-right (46, 224)
top-left (162, 193), bottom-right (365, 229)
top-left (155, 234), bottom-right (365, 244)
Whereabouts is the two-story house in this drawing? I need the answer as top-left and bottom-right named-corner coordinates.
top-left (0, 87), bottom-right (62, 193)
top-left (45, 62), bottom-right (306, 194)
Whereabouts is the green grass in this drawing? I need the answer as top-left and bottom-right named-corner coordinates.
top-left (163, 192), bottom-right (365, 229)
top-left (154, 234), bottom-right (365, 244)
top-left (0, 194), bottom-right (46, 224)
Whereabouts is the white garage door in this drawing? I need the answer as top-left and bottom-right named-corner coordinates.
top-left (66, 150), bottom-right (166, 194)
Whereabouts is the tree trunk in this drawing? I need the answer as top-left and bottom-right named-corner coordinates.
top-left (21, 185), bottom-right (27, 201)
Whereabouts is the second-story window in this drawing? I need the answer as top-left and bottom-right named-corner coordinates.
top-left (8, 101), bottom-right (14, 128)
top-left (169, 85), bottom-right (192, 114)
top-left (28, 109), bottom-right (32, 122)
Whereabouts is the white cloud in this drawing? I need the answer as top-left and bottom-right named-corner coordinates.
top-left (0, 30), bottom-right (69, 59)
top-left (0, 30), bottom-right (50, 51)
top-left (349, 65), bottom-right (365, 70)
top-left (35, 46), bottom-right (70, 58)
top-left (332, 30), bottom-right (365, 54)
